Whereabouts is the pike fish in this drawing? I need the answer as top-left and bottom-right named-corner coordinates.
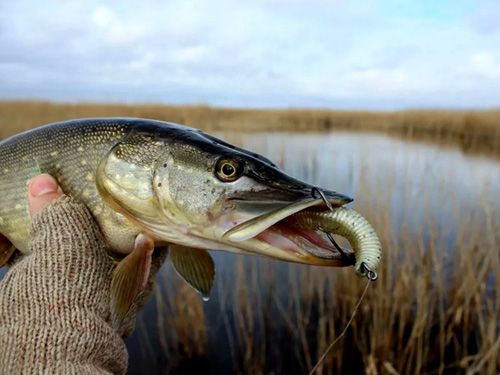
top-left (0, 118), bottom-right (380, 325)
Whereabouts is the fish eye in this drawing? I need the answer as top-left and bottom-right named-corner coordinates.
top-left (215, 158), bottom-right (242, 182)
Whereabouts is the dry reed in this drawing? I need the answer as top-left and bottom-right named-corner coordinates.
top-left (1, 101), bottom-right (499, 158)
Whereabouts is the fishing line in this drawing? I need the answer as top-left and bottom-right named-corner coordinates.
top-left (308, 185), bottom-right (377, 373)
top-left (307, 279), bottom-right (372, 375)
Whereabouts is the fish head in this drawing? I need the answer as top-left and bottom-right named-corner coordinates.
top-left (148, 125), bottom-right (354, 267)
top-left (96, 120), bottom-right (354, 267)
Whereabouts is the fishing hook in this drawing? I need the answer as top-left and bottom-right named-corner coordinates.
top-left (311, 187), bottom-right (379, 279)
top-left (311, 186), bottom-right (334, 211)
top-left (312, 187), bottom-right (355, 264)
top-left (325, 231), bottom-right (356, 265)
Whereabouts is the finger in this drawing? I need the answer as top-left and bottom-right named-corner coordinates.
top-left (28, 174), bottom-right (65, 218)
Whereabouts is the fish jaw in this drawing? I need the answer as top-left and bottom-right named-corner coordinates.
top-left (212, 198), bottom-right (354, 267)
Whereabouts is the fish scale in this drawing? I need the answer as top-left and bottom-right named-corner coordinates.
top-left (0, 118), bottom-right (138, 253)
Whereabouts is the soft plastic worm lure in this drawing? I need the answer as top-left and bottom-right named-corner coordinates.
top-left (285, 207), bottom-right (382, 279)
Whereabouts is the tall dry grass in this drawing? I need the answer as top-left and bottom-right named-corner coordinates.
top-left (1, 101), bottom-right (499, 158)
top-left (231, 161), bottom-right (498, 375)
top-left (131, 126), bottom-right (497, 374)
top-left (132, 160), bottom-right (499, 374)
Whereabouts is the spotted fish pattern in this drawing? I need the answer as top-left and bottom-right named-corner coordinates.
top-left (0, 118), bottom-right (147, 254)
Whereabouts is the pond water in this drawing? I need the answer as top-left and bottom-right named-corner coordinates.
top-left (0, 131), bottom-right (499, 374)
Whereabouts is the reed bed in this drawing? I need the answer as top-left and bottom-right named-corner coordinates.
top-left (133, 128), bottom-right (498, 374)
top-left (1, 101), bottom-right (499, 158)
top-left (130, 160), bottom-right (499, 374)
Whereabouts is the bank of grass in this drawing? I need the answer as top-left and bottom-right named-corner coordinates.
top-left (1, 101), bottom-right (499, 157)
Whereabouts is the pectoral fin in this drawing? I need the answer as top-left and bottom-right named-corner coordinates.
top-left (110, 233), bottom-right (154, 329)
top-left (0, 234), bottom-right (16, 268)
top-left (169, 245), bottom-right (215, 300)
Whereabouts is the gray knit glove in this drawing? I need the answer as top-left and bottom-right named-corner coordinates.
top-left (0, 198), bottom-right (166, 375)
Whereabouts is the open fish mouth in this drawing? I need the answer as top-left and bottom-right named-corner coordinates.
top-left (222, 198), bottom-right (356, 267)
top-left (257, 214), bottom-right (350, 260)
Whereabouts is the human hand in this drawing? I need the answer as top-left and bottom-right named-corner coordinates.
top-left (0, 174), bottom-right (167, 374)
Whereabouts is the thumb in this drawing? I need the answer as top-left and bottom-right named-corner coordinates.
top-left (28, 174), bottom-right (65, 217)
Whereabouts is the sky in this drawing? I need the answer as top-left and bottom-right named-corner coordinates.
top-left (0, 0), bottom-right (499, 110)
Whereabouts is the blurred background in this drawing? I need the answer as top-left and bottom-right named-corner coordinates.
top-left (0, 1), bottom-right (499, 374)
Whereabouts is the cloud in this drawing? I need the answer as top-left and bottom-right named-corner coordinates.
top-left (0, 0), bottom-right (499, 109)
top-left (469, 52), bottom-right (500, 79)
top-left (471, 0), bottom-right (500, 34)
